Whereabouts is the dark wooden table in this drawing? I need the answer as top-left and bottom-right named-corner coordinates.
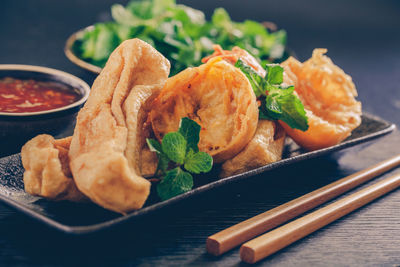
top-left (1, 0), bottom-right (399, 266)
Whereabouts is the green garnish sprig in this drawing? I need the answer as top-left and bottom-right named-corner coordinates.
top-left (235, 59), bottom-right (309, 131)
top-left (146, 117), bottom-right (213, 201)
top-left (73, 0), bottom-right (287, 76)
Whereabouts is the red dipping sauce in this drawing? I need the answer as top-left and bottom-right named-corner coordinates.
top-left (0, 77), bottom-right (81, 113)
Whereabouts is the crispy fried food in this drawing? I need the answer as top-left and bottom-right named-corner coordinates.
top-left (280, 49), bottom-right (362, 150)
top-left (202, 45), bottom-right (295, 89)
top-left (138, 119), bottom-right (159, 177)
top-left (21, 135), bottom-right (86, 202)
top-left (68, 39), bottom-right (170, 214)
top-left (149, 57), bottom-right (258, 163)
top-left (220, 120), bottom-right (285, 177)
top-left (203, 46), bottom-right (289, 176)
top-left (202, 45), bottom-right (266, 77)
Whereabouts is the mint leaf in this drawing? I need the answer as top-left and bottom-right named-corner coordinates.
top-left (265, 92), bottom-right (282, 115)
top-left (184, 150), bottom-right (213, 174)
top-left (235, 59), bottom-right (309, 131)
top-left (146, 138), bottom-right (162, 154)
top-left (235, 59), bottom-right (266, 97)
top-left (178, 117), bottom-right (201, 152)
top-left (157, 167), bottom-right (193, 200)
top-left (147, 118), bottom-right (214, 201)
top-left (265, 87), bottom-right (309, 131)
top-left (156, 153), bottom-right (170, 174)
top-left (265, 64), bottom-right (284, 85)
top-left (146, 138), bottom-right (169, 175)
top-left (161, 132), bottom-right (187, 165)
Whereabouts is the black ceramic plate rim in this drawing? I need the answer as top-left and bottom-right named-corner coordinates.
top-left (0, 64), bottom-right (91, 116)
top-left (0, 113), bottom-right (395, 235)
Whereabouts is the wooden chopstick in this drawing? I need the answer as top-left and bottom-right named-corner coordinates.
top-left (240, 173), bottom-right (400, 263)
top-left (206, 154), bottom-right (400, 256)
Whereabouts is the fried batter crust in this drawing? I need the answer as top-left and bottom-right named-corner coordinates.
top-left (150, 57), bottom-right (258, 163)
top-left (21, 135), bottom-right (86, 202)
top-left (280, 49), bottom-right (362, 150)
top-left (68, 39), bottom-right (170, 213)
top-left (220, 120), bottom-right (285, 177)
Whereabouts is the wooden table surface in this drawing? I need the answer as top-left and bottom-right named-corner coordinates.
top-left (1, 0), bottom-right (399, 266)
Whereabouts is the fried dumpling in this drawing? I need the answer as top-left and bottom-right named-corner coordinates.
top-left (21, 135), bottom-right (86, 202)
top-left (220, 120), bottom-right (286, 178)
top-left (202, 45), bottom-right (296, 90)
top-left (68, 39), bottom-right (170, 213)
top-left (203, 46), bottom-right (291, 176)
top-left (280, 49), bottom-right (362, 150)
top-left (202, 45), bottom-right (266, 77)
top-left (149, 57), bottom-right (259, 163)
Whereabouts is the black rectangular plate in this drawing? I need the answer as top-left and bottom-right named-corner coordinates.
top-left (0, 113), bottom-right (395, 234)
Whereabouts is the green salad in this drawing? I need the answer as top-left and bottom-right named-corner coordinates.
top-left (72, 0), bottom-right (288, 75)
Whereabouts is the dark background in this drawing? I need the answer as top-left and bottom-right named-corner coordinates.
top-left (1, 0), bottom-right (399, 266)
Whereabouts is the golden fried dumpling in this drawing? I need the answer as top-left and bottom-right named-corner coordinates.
top-left (202, 45), bottom-right (295, 90)
top-left (21, 135), bottom-right (86, 202)
top-left (68, 39), bottom-right (170, 214)
top-left (220, 120), bottom-right (286, 177)
top-left (202, 45), bottom-right (291, 175)
top-left (202, 45), bottom-right (266, 77)
top-left (280, 49), bottom-right (362, 150)
top-left (149, 57), bottom-right (259, 163)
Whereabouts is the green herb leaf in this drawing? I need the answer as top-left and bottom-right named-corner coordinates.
top-left (81, 23), bottom-right (119, 64)
top-left (152, 0), bottom-right (175, 17)
top-left (161, 132), bottom-right (187, 165)
top-left (146, 138), bottom-right (162, 154)
top-left (126, 1), bottom-right (153, 20)
top-left (184, 150), bottom-right (213, 174)
top-left (178, 117), bottom-right (201, 152)
top-left (146, 118), bottom-right (214, 200)
top-left (211, 8), bottom-right (232, 29)
top-left (111, 4), bottom-right (144, 26)
top-left (235, 59), bottom-right (309, 131)
top-left (265, 87), bottom-right (309, 131)
top-left (176, 5), bottom-right (206, 25)
top-left (146, 138), bottom-right (169, 175)
top-left (156, 153), bottom-right (170, 175)
top-left (235, 59), bottom-right (266, 97)
top-left (265, 64), bottom-right (284, 84)
top-left (157, 167), bottom-right (193, 200)
top-left (74, 0), bottom-right (287, 76)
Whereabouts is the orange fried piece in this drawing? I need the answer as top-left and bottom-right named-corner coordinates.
top-left (202, 45), bottom-right (266, 77)
top-left (150, 57), bottom-right (258, 163)
top-left (202, 45), bottom-right (296, 90)
top-left (280, 49), bottom-right (362, 151)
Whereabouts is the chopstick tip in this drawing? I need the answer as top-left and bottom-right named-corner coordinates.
top-left (240, 244), bottom-right (257, 264)
top-left (206, 237), bottom-right (222, 256)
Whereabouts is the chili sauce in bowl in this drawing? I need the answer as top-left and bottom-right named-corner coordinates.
top-left (0, 77), bottom-right (81, 113)
top-left (0, 64), bottom-right (90, 156)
